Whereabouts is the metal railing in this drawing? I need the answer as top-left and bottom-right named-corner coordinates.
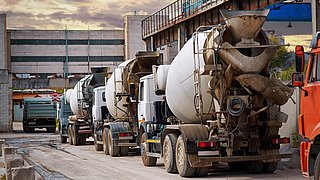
top-left (141, 0), bottom-right (225, 39)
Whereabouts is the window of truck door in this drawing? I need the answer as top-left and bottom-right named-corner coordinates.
top-left (308, 54), bottom-right (316, 83)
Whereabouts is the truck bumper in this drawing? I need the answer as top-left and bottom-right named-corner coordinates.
top-left (117, 142), bottom-right (138, 147)
top-left (189, 153), bottom-right (292, 167)
top-left (199, 153), bottom-right (292, 162)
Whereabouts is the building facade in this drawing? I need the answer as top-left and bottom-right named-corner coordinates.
top-left (9, 30), bottom-right (124, 77)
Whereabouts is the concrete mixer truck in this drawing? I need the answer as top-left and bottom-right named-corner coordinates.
top-left (136, 9), bottom-right (294, 177)
top-left (64, 68), bottom-right (109, 147)
top-left (101, 51), bottom-right (162, 156)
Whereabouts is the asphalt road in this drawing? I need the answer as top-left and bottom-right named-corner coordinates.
top-left (0, 123), bottom-right (304, 180)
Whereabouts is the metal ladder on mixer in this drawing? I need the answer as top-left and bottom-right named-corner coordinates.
top-left (192, 30), bottom-right (204, 121)
top-left (113, 66), bottom-right (129, 118)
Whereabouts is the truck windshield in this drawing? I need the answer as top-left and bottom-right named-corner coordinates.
top-left (308, 54), bottom-right (320, 83)
top-left (308, 54), bottom-right (316, 83)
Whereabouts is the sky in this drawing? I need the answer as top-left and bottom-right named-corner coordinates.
top-left (0, 0), bottom-right (173, 30)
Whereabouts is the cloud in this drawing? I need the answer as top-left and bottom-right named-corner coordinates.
top-left (0, 0), bottom-right (173, 30)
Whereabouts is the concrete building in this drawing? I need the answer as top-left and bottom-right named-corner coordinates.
top-left (9, 30), bottom-right (124, 77)
top-left (124, 15), bottom-right (147, 60)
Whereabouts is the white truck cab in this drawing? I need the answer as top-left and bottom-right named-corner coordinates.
top-left (92, 86), bottom-right (107, 122)
top-left (138, 75), bottom-right (163, 125)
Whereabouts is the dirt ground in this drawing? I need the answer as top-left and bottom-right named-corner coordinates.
top-left (0, 122), bottom-right (304, 180)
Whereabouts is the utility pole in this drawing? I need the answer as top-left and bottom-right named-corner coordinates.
top-left (87, 26), bottom-right (90, 74)
top-left (312, 0), bottom-right (320, 35)
top-left (64, 26), bottom-right (69, 78)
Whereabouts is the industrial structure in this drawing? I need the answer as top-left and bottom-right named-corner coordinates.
top-left (0, 14), bottom-right (146, 132)
top-left (9, 29), bottom-right (124, 76)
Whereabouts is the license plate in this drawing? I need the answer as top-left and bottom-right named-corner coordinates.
top-left (28, 122), bottom-right (36, 125)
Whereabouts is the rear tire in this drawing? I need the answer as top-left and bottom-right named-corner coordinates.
top-left (195, 167), bottom-right (209, 177)
top-left (120, 147), bottom-right (129, 156)
top-left (140, 132), bottom-right (157, 166)
top-left (23, 126), bottom-right (30, 133)
top-left (314, 153), bottom-right (320, 180)
top-left (60, 135), bottom-right (67, 143)
top-left (94, 134), bottom-right (103, 151)
top-left (72, 124), bottom-right (79, 146)
top-left (108, 129), bottom-right (119, 157)
top-left (103, 128), bottom-right (109, 155)
top-left (163, 133), bottom-right (178, 173)
top-left (228, 162), bottom-right (246, 171)
top-left (68, 124), bottom-right (73, 145)
top-left (246, 161), bottom-right (264, 174)
top-left (263, 161), bottom-right (278, 173)
top-left (79, 135), bottom-right (86, 145)
top-left (47, 127), bottom-right (55, 133)
top-left (176, 135), bottom-right (196, 177)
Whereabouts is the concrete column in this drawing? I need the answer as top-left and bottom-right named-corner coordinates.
top-left (124, 15), bottom-right (147, 60)
top-left (312, 0), bottom-right (320, 35)
top-left (2, 146), bottom-right (15, 164)
top-left (0, 167), bottom-right (5, 179)
top-left (0, 139), bottom-right (5, 157)
top-left (0, 14), bottom-right (7, 69)
top-left (0, 69), bottom-right (13, 132)
top-left (178, 23), bottom-right (187, 50)
top-left (6, 158), bottom-right (24, 180)
top-left (11, 166), bottom-right (35, 180)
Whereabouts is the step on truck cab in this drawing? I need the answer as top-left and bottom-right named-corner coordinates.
top-left (292, 32), bottom-right (320, 179)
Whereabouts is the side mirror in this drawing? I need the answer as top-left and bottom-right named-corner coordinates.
top-left (292, 73), bottom-right (303, 87)
top-left (295, 45), bottom-right (305, 72)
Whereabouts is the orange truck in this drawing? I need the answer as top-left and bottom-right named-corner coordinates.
top-left (292, 32), bottom-right (320, 179)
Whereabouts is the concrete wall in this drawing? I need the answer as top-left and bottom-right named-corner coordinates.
top-left (13, 105), bottom-right (23, 122)
top-left (0, 69), bottom-right (12, 132)
top-left (0, 14), bottom-right (7, 69)
top-left (124, 15), bottom-right (147, 60)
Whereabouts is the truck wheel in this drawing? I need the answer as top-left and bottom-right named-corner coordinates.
top-left (108, 129), bottom-right (119, 156)
top-left (176, 135), bottom-right (196, 177)
top-left (68, 125), bottom-right (73, 145)
top-left (72, 125), bottom-right (79, 146)
top-left (23, 126), bottom-right (30, 133)
top-left (47, 127), bottom-right (56, 133)
top-left (60, 135), bottom-right (67, 143)
top-left (103, 128), bottom-right (109, 155)
top-left (94, 134), bottom-right (103, 151)
top-left (163, 133), bottom-right (178, 173)
top-left (195, 167), bottom-right (209, 177)
top-left (263, 161), bottom-right (278, 173)
top-left (79, 135), bottom-right (86, 145)
top-left (140, 132), bottom-right (157, 166)
top-left (314, 153), bottom-right (320, 180)
top-left (120, 146), bottom-right (129, 156)
top-left (246, 161), bottom-right (264, 174)
top-left (228, 162), bottom-right (246, 171)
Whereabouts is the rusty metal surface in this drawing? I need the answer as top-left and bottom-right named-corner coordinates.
top-left (165, 124), bottom-right (209, 141)
top-left (220, 9), bottom-right (269, 41)
top-left (218, 42), bottom-right (277, 73)
top-left (236, 74), bottom-right (294, 106)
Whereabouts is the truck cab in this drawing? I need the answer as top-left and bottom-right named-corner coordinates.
top-left (138, 74), bottom-right (163, 126)
top-left (292, 32), bottom-right (320, 179)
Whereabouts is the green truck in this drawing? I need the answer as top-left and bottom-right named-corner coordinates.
top-left (22, 97), bottom-right (56, 133)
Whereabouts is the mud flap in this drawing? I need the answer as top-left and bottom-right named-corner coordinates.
top-left (188, 153), bottom-right (212, 168)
